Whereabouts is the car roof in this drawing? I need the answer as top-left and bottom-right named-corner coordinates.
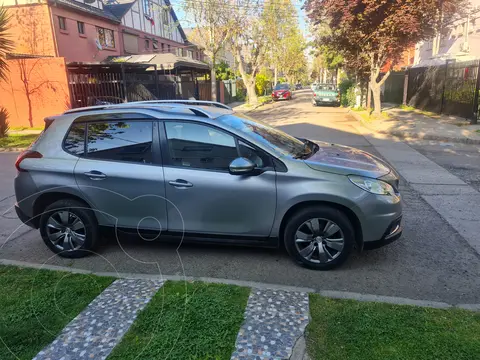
top-left (62, 101), bottom-right (233, 120)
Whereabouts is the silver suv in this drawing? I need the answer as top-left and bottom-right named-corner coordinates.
top-left (14, 101), bottom-right (402, 270)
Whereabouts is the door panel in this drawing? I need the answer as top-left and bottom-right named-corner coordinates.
top-left (73, 120), bottom-right (167, 230)
top-left (164, 167), bottom-right (276, 236)
top-left (161, 121), bottom-right (277, 237)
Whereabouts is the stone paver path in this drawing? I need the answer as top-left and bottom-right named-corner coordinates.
top-left (33, 279), bottom-right (163, 360)
top-left (230, 289), bottom-right (310, 360)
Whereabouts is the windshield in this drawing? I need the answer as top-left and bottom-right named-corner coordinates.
top-left (315, 84), bottom-right (337, 91)
top-left (274, 84), bottom-right (289, 90)
top-left (219, 113), bottom-right (313, 158)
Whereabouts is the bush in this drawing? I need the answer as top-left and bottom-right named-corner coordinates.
top-left (338, 79), bottom-right (356, 107)
top-left (0, 107), bottom-right (9, 138)
top-left (255, 74), bottom-right (270, 96)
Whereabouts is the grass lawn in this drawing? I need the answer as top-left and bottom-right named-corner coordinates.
top-left (0, 133), bottom-right (39, 149)
top-left (0, 266), bottom-right (114, 360)
top-left (9, 126), bottom-right (44, 131)
top-left (307, 295), bottom-right (480, 360)
top-left (108, 281), bottom-right (250, 360)
top-left (399, 104), bottom-right (440, 119)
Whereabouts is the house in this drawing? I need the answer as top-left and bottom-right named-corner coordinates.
top-left (1, 0), bottom-right (202, 62)
top-left (414, 0), bottom-right (480, 66)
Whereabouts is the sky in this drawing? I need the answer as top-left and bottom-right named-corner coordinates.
top-left (169, 0), bottom-right (309, 37)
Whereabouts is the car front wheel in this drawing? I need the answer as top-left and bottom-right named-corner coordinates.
top-left (284, 206), bottom-right (354, 270)
top-left (39, 199), bottom-right (99, 258)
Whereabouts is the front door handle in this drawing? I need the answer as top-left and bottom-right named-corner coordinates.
top-left (84, 171), bottom-right (107, 180)
top-left (168, 179), bottom-right (193, 188)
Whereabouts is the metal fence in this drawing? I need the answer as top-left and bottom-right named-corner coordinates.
top-left (383, 71), bottom-right (405, 104)
top-left (406, 59), bottom-right (480, 121)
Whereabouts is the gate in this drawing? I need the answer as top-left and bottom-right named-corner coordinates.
top-left (383, 71), bottom-right (405, 104)
top-left (406, 59), bottom-right (480, 121)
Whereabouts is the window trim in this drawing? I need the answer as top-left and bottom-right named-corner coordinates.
top-left (77, 21), bottom-right (85, 35)
top-left (159, 119), bottom-right (275, 174)
top-left (58, 16), bottom-right (67, 31)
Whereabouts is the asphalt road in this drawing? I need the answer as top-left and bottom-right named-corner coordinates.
top-left (1, 91), bottom-right (479, 304)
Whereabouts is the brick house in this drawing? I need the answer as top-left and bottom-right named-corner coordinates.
top-left (2, 0), bottom-right (201, 62)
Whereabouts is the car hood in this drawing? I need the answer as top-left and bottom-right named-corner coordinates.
top-left (304, 141), bottom-right (391, 178)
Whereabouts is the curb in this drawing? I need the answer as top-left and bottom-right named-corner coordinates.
top-left (348, 110), bottom-right (480, 145)
top-left (1, 258), bottom-right (479, 311)
top-left (0, 147), bottom-right (27, 152)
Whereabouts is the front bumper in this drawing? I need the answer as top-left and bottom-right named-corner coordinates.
top-left (15, 204), bottom-right (38, 229)
top-left (363, 216), bottom-right (402, 250)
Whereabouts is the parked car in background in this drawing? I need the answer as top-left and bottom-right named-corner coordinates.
top-left (295, 83), bottom-right (302, 90)
top-left (272, 83), bottom-right (292, 101)
top-left (14, 100), bottom-right (402, 270)
top-left (312, 84), bottom-right (340, 106)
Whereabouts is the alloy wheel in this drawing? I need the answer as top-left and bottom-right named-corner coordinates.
top-left (294, 218), bottom-right (345, 263)
top-left (45, 210), bottom-right (86, 251)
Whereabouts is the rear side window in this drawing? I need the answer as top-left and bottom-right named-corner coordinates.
top-left (87, 121), bottom-right (153, 164)
top-left (64, 123), bottom-right (86, 156)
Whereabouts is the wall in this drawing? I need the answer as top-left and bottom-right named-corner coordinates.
top-left (118, 25), bottom-right (188, 55)
top-left (4, 4), bottom-right (56, 56)
top-left (0, 57), bottom-right (70, 127)
top-left (50, 6), bottom-right (121, 62)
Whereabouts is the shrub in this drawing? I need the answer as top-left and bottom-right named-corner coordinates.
top-left (338, 79), bottom-right (356, 107)
top-left (0, 107), bottom-right (9, 138)
top-left (255, 74), bottom-right (270, 95)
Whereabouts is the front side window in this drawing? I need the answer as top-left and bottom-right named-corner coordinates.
top-left (165, 122), bottom-right (238, 171)
top-left (64, 123), bottom-right (85, 156)
top-left (87, 121), bottom-right (153, 164)
top-left (97, 27), bottom-right (115, 48)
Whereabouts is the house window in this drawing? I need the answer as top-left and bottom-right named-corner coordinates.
top-left (145, 39), bottom-right (150, 50)
top-left (153, 40), bottom-right (158, 50)
top-left (96, 27), bottom-right (115, 48)
top-left (162, 8), bottom-right (169, 25)
top-left (188, 50), bottom-right (193, 58)
top-left (143, 0), bottom-right (152, 17)
top-left (77, 21), bottom-right (85, 35)
top-left (168, 44), bottom-right (171, 52)
top-left (161, 43), bottom-right (165, 52)
top-left (59, 16), bottom-right (66, 31)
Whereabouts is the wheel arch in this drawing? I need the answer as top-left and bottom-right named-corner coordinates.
top-left (278, 200), bottom-right (364, 250)
top-left (32, 192), bottom-right (97, 228)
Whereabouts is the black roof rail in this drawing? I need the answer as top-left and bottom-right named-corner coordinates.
top-left (64, 104), bottom-right (212, 118)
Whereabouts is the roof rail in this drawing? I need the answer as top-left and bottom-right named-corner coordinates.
top-left (63, 104), bottom-right (212, 118)
top-left (130, 100), bottom-right (232, 110)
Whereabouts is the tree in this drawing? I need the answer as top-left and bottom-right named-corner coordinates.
top-left (215, 61), bottom-right (236, 80)
top-left (183, 0), bottom-right (234, 101)
top-left (280, 28), bottom-right (307, 84)
top-left (228, 0), bottom-right (268, 106)
top-left (262, 0), bottom-right (297, 85)
top-left (306, 0), bottom-right (466, 115)
top-left (0, 6), bottom-right (13, 81)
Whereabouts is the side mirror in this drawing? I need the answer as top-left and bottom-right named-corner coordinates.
top-left (229, 157), bottom-right (255, 175)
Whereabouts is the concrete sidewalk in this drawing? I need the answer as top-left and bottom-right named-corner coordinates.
top-left (351, 105), bottom-right (480, 144)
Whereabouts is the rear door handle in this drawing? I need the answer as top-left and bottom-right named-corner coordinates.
top-left (168, 179), bottom-right (193, 188)
top-left (84, 171), bottom-right (107, 180)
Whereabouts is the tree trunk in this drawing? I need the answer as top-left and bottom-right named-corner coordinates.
top-left (211, 63), bottom-right (217, 101)
top-left (274, 66), bottom-right (278, 86)
top-left (367, 84), bottom-right (372, 110)
top-left (246, 80), bottom-right (258, 105)
top-left (26, 93), bottom-right (33, 128)
top-left (372, 84), bottom-right (382, 115)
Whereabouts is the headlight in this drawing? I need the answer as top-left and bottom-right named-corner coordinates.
top-left (348, 175), bottom-right (395, 195)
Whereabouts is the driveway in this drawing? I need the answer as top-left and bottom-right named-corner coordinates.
top-left (1, 92), bottom-right (479, 304)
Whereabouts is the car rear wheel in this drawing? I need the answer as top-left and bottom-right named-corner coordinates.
top-left (284, 206), bottom-right (354, 270)
top-left (39, 199), bottom-right (99, 258)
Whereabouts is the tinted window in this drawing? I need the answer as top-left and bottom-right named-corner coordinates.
top-left (165, 122), bottom-right (237, 170)
top-left (274, 84), bottom-right (289, 90)
top-left (87, 121), bottom-right (153, 164)
top-left (64, 123), bottom-right (85, 156)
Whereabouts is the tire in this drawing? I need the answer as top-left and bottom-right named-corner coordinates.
top-left (39, 199), bottom-right (99, 258)
top-left (284, 206), bottom-right (354, 270)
